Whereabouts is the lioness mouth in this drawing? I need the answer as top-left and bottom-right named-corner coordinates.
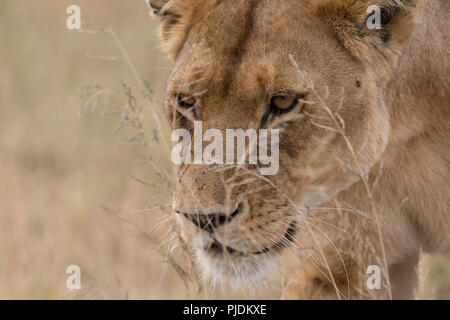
top-left (206, 221), bottom-right (297, 256)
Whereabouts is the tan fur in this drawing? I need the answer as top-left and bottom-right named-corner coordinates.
top-left (149, 0), bottom-right (450, 299)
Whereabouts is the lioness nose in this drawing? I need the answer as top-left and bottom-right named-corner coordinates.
top-left (176, 203), bottom-right (243, 233)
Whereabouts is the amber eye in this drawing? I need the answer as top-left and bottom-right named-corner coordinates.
top-left (176, 94), bottom-right (196, 109)
top-left (270, 95), bottom-right (299, 113)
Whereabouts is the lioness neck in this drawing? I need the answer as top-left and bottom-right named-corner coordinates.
top-left (381, 0), bottom-right (450, 252)
top-left (385, 0), bottom-right (449, 147)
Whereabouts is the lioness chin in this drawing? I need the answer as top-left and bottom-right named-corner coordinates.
top-left (148, 0), bottom-right (450, 299)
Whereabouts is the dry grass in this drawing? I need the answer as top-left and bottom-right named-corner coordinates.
top-left (0, 0), bottom-right (448, 299)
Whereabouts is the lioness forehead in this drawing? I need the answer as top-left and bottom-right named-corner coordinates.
top-left (179, 0), bottom-right (312, 61)
top-left (170, 0), bottom-right (322, 94)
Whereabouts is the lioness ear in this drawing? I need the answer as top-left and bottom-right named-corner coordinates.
top-left (147, 0), bottom-right (195, 58)
top-left (315, 0), bottom-right (420, 77)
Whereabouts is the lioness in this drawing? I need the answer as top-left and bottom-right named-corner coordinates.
top-left (149, 0), bottom-right (449, 299)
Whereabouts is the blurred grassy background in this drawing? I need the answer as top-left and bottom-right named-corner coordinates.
top-left (0, 0), bottom-right (448, 299)
top-left (0, 0), bottom-right (186, 299)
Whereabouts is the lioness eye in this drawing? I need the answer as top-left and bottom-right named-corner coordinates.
top-left (270, 95), bottom-right (299, 113)
top-left (176, 94), bottom-right (196, 109)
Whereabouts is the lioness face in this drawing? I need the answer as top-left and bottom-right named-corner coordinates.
top-left (154, 0), bottom-right (400, 286)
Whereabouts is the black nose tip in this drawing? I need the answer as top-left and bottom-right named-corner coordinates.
top-left (176, 203), bottom-right (244, 232)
